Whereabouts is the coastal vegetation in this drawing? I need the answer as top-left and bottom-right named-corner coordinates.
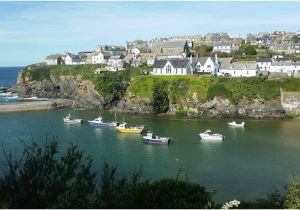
top-left (19, 64), bottom-right (300, 115)
top-left (0, 139), bottom-right (299, 209)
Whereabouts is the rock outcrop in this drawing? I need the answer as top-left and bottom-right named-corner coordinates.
top-left (17, 70), bottom-right (286, 118)
top-left (17, 71), bottom-right (104, 109)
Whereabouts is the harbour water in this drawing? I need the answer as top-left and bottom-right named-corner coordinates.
top-left (1, 68), bottom-right (300, 202)
top-left (1, 109), bottom-right (300, 202)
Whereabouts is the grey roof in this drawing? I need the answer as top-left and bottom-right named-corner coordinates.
top-left (153, 58), bottom-right (190, 68)
top-left (219, 57), bottom-right (233, 69)
top-left (192, 57), bottom-right (208, 66)
top-left (214, 42), bottom-right (231, 47)
top-left (46, 54), bottom-right (66, 60)
top-left (228, 62), bottom-right (257, 70)
top-left (151, 40), bottom-right (187, 52)
top-left (257, 58), bottom-right (272, 62)
top-left (274, 57), bottom-right (300, 62)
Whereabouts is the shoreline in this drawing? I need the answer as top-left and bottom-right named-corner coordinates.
top-left (0, 99), bottom-right (73, 113)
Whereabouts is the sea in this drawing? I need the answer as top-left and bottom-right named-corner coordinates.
top-left (1, 67), bottom-right (300, 202)
top-left (0, 67), bottom-right (23, 103)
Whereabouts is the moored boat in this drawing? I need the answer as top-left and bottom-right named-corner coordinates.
top-left (228, 121), bottom-right (245, 127)
top-left (116, 122), bottom-right (144, 133)
top-left (199, 129), bottom-right (223, 141)
top-left (63, 114), bottom-right (83, 124)
top-left (142, 132), bottom-right (170, 144)
top-left (88, 116), bottom-right (110, 126)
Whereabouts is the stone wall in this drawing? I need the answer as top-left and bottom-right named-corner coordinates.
top-left (281, 88), bottom-right (300, 115)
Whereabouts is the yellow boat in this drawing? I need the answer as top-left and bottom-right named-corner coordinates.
top-left (116, 122), bottom-right (144, 133)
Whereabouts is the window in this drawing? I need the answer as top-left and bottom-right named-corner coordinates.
top-left (247, 71), bottom-right (249, 74)
top-left (181, 69), bottom-right (183, 74)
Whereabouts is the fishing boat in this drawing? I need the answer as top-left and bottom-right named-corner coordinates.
top-left (228, 121), bottom-right (245, 127)
top-left (63, 114), bottom-right (83, 124)
top-left (142, 132), bottom-right (170, 144)
top-left (116, 122), bottom-right (144, 133)
top-left (199, 129), bottom-right (223, 141)
top-left (88, 116), bottom-right (110, 126)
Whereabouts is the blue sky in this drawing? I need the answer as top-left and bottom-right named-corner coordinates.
top-left (1, 1), bottom-right (300, 66)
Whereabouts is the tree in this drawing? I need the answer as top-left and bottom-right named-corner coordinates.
top-left (194, 45), bottom-right (213, 57)
top-left (284, 176), bottom-right (300, 208)
top-left (0, 138), bottom-right (96, 208)
top-left (292, 35), bottom-right (300, 43)
top-left (153, 81), bottom-right (169, 114)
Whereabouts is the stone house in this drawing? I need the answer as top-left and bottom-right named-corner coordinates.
top-left (45, 54), bottom-right (67, 65)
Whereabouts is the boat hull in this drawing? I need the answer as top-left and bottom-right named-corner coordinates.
top-left (64, 119), bottom-right (83, 124)
top-left (116, 127), bottom-right (143, 133)
top-left (142, 138), bottom-right (170, 144)
top-left (199, 134), bottom-right (223, 141)
top-left (88, 121), bottom-right (109, 126)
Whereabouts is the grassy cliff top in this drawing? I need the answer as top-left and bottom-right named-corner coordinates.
top-left (21, 64), bottom-right (300, 103)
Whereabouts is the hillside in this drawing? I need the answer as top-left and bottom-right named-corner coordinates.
top-left (17, 64), bottom-right (300, 118)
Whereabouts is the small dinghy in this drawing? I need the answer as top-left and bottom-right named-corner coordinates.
top-left (228, 121), bottom-right (245, 127)
top-left (199, 129), bottom-right (223, 141)
top-left (88, 116), bottom-right (110, 126)
top-left (142, 132), bottom-right (170, 144)
top-left (63, 114), bottom-right (83, 124)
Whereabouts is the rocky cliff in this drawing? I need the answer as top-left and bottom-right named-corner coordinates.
top-left (17, 69), bottom-right (287, 118)
top-left (113, 95), bottom-right (284, 118)
top-left (17, 70), bottom-right (104, 109)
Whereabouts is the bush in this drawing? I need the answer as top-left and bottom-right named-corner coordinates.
top-left (153, 81), bottom-right (170, 114)
top-left (284, 176), bottom-right (300, 208)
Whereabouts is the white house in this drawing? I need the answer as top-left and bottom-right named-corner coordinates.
top-left (107, 55), bottom-right (126, 71)
top-left (45, 54), bottom-right (67, 65)
top-left (270, 57), bottom-right (300, 76)
top-left (152, 58), bottom-right (192, 75)
top-left (219, 61), bottom-right (259, 77)
top-left (192, 54), bottom-right (220, 75)
top-left (92, 51), bottom-right (105, 64)
top-left (257, 58), bottom-right (272, 72)
top-left (213, 42), bottom-right (232, 53)
top-left (64, 53), bottom-right (84, 65)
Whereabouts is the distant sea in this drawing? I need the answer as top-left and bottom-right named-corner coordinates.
top-left (0, 67), bottom-right (23, 103)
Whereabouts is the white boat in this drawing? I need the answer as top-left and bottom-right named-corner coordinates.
top-left (228, 121), bottom-right (245, 127)
top-left (63, 114), bottom-right (83, 124)
top-left (88, 116), bottom-right (109, 126)
top-left (199, 129), bottom-right (223, 141)
top-left (142, 132), bottom-right (170, 144)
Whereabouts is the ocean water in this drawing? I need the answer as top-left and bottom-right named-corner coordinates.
top-left (1, 109), bottom-right (300, 202)
top-left (0, 67), bottom-right (23, 103)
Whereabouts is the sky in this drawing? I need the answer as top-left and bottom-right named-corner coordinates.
top-left (0, 1), bottom-right (300, 66)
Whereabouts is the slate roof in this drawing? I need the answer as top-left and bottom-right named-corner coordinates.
top-left (151, 40), bottom-right (187, 52)
top-left (213, 42), bottom-right (231, 47)
top-left (153, 58), bottom-right (190, 68)
top-left (46, 54), bottom-right (66, 60)
top-left (192, 57), bottom-right (208, 66)
top-left (227, 62), bottom-right (258, 70)
top-left (219, 57), bottom-right (233, 69)
top-left (257, 58), bottom-right (272, 62)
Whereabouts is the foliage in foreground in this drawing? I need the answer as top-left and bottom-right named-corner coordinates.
top-left (0, 139), bottom-right (213, 208)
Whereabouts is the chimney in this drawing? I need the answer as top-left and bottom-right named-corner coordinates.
top-left (215, 53), bottom-right (218, 64)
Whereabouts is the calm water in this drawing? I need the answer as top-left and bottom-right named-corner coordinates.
top-left (1, 109), bottom-right (300, 202)
top-left (0, 67), bottom-right (23, 103)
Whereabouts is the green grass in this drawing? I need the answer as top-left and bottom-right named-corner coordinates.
top-left (22, 64), bottom-right (300, 105)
